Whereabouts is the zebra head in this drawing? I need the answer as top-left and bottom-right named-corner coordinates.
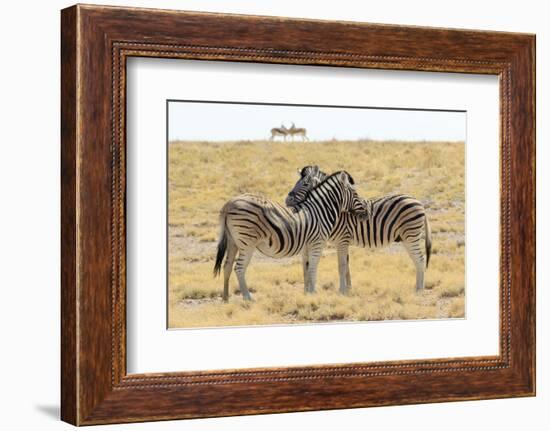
top-left (332, 171), bottom-right (369, 216)
top-left (286, 166), bottom-right (368, 218)
top-left (285, 165), bottom-right (328, 207)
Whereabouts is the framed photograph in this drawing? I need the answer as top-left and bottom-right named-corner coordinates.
top-left (61, 4), bottom-right (535, 425)
top-left (164, 100), bottom-right (467, 330)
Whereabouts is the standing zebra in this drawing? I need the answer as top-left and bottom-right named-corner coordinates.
top-left (270, 124), bottom-right (289, 141)
top-left (213, 171), bottom-right (366, 301)
top-left (286, 166), bottom-right (432, 293)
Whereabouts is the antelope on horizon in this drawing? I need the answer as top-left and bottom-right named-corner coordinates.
top-left (288, 122), bottom-right (309, 141)
top-left (270, 124), bottom-right (289, 141)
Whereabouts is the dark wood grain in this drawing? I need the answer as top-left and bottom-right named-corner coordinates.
top-left (60, 6), bottom-right (77, 425)
top-left (60, 4), bottom-right (535, 425)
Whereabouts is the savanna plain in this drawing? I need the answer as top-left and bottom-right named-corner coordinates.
top-left (169, 140), bottom-right (465, 328)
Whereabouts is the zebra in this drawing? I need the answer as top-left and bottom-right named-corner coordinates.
top-left (286, 166), bottom-right (432, 294)
top-left (270, 124), bottom-right (289, 141)
top-left (213, 171), bottom-right (367, 301)
top-left (288, 122), bottom-right (309, 141)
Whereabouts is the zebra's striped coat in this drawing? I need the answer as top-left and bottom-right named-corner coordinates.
top-left (286, 166), bottom-right (432, 293)
top-left (214, 171), bottom-right (366, 301)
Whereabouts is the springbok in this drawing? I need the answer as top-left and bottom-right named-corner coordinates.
top-left (270, 124), bottom-right (289, 141)
top-left (288, 122), bottom-right (309, 141)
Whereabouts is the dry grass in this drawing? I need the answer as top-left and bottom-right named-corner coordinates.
top-left (168, 139), bottom-right (465, 328)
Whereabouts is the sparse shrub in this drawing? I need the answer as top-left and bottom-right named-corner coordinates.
top-left (447, 297), bottom-right (466, 318)
top-left (439, 284), bottom-right (465, 298)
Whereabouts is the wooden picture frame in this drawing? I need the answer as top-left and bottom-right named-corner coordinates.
top-left (61, 4), bottom-right (535, 425)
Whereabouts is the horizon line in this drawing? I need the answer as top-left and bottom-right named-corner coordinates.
top-left (168, 138), bottom-right (466, 143)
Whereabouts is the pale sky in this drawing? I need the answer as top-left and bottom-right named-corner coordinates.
top-left (168, 100), bottom-right (465, 142)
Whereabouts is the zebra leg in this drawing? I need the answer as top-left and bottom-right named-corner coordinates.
top-left (403, 240), bottom-right (426, 292)
top-left (337, 244), bottom-right (350, 295)
top-left (302, 248), bottom-right (310, 294)
top-left (222, 238), bottom-right (238, 302)
top-left (306, 244), bottom-right (324, 294)
top-left (234, 249), bottom-right (254, 301)
top-left (415, 262), bottom-right (425, 292)
top-left (345, 255), bottom-right (352, 292)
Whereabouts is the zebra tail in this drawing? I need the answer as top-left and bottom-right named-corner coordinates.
top-left (213, 216), bottom-right (228, 277)
top-left (425, 215), bottom-right (432, 269)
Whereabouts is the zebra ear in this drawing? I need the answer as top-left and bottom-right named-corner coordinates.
top-left (336, 171), bottom-right (350, 186)
top-left (310, 165), bottom-right (320, 176)
top-left (299, 166), bottom-right (311, 177)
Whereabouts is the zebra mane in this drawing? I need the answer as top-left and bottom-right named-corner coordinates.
top-left (300, 165), bottom-right (329, 181)
top-left (302, 166), bottom-right (354, 185)
top-left (313, 169), bottom-right (354, 185)
top-left (293, 170), bottom-right (355, 207)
